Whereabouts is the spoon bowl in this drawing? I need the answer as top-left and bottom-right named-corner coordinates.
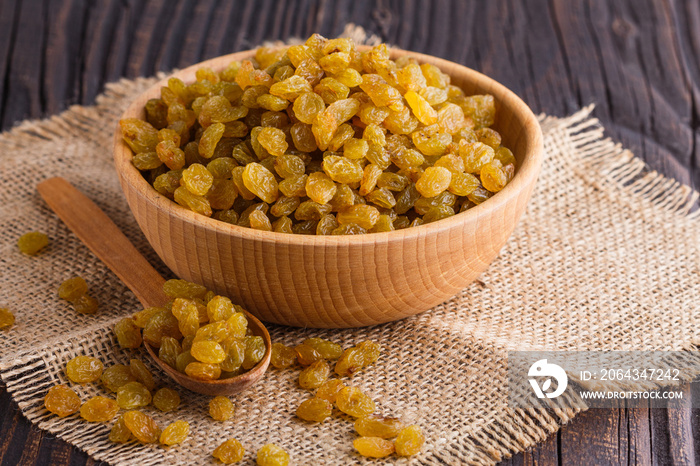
top-left (37, 176), bottom-right (271, 396)
top-left (143, 309), bottom-right (271, 396)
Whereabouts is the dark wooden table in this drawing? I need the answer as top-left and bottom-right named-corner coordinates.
top-left (1, 1), bottom-right (698, 465)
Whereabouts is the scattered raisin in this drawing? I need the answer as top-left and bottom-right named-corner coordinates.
top-left (57, 277), bottom-right (88, 301)
top-left (113, 318), bottom-right (142, 349)
top-left (101, 364), bottom-right (137, 393)
top-left (355, 414), bottom-right (405, 439)
top-left (80, 396), bottom-right (119, 422)
top-left (335, 386), bottom-right (376, 417)
top-left (123, 410), bottom-right (160, 443)
top-left (0, 308), bottom-right (15, 329)
top-left (160, 420), bottom-right (190, 446)
top-left (256, 443), bottom-right (290, 466)
top-left (153, 387), bottom-right (181, 412)
top-left (44, 385), bottom-right (81, 417)
top-left (271, 342), bottom-right (297, 369)
top-left (209, 396), bottom-right (235, 421)
top-left (17, 232), bottom-right (49, 255)
top-left (213, 438), bottom-right (245, 464)
top-left (116, 381), bottom-right (152, 409)
top-left (296, 397), bottom-right (332, 422)
top-left (395, 425), bottom-right (425, 456)
top-left (353, 437), bottom-right (395, 458)
top-left (66, 356), bottom-right (104, 383)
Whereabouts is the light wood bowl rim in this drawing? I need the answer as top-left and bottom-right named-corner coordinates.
top-left (113, 46), bottom-right (543, 245)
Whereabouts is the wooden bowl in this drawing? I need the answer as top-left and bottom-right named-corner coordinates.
top-left (113, 47), bottom-right (543, 328)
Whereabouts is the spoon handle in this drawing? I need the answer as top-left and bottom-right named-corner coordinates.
top-left (37, 177), bottom-right (168, 309)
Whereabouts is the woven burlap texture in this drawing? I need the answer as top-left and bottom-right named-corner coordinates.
top-left (1, 74), bottom-right (700, 464)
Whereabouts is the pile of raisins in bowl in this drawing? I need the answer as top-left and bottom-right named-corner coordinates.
top-left (121, 34), bottom-right (516, 235)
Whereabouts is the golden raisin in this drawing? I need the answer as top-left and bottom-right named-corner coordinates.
top-left (353, 437), bottom-right (395, 458)
top-left (243, 336), bottom-right (266, 370)
top-left (395, 425), bottom-right (425, 456)
top-left (110, 416), bottom-right (134, 443)
top-left (335, 340), bottom-right (380, 377)
top-left (336, 386), bottom-right (375, 417)
top-left (116, 382), bottom-right (152, 410)
top-left (182, 163), bottom-right (214, 196)
top-left (355, 414), bottom-right (405, 438)
top-left (160, 420), bottom-right (190, 446)
top-left (316, 379), bottom-right (346, 403)
top-left (163, 279), bottom-right (208, 299)
top-left (101, 364), bottom-right (137, 393)
top-left (58, 276), bottom-right (88, 301)
top-left (185, 362), bottom-right (221, 380)
top-left (80, 396), bottom-right (119, 422)
top-left (298, 360), bottom-right (330, 390)
top-left (113, 318), bottom-right (142, 349)
top-left (66, 356), bottom-right (103, 383)
top-left (296, 397), bottom-right (332, 422)
top-left (303, 338), bottom-right (342, 359)
top-left (295, 343), bottom-right (323, 366)
top-left (256, 443), bottom-right (290, 466)
top-left (213, 438), bottom-right (245, 464)
top-left (153, 387), bottom-right (180, 412)
top-left (191, 340), bottom-right (227, 364)
top-left (271, 342), bottom-right (297, 369)
top-left (0, 308), bottom-right (15, 329)
top-left (123, 410), bottom-right (160, 443)
top-left (209, 396), bottom-right (235, 421)
top-left (44, 385), bottom-right (81, 417)
top-left (130, 359), bottom-right (156, 391)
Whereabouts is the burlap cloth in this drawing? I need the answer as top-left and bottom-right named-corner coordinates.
top-left (1, 68), bottom-right (700, 466)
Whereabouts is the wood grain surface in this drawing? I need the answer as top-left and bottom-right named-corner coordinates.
top-left (1, 0), bottom-right (698, 465)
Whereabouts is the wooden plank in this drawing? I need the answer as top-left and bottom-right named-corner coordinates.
top-left (559, 408), bottom-right (630, 465)
top-left (1, 0), bottom-right (47, 128)
top-left (669, 0), bottom-right (700, 189)
top-left (0, 0), bottom-right (699, 464)
top-left (125, 0), bottom-right (176, 78)
top-left (43, 0), bottom-right (87, 114)
top-left (499, 431), bottom-right (558, 466)
top-left (80, 0), bottom-right (127, 104)
top-left (628, 404), bottom-right (652, 466)
top-left (0, 385), bottom-right (18, 464)
top-left (37, 434), bottom-right (73, 466)
top-left (103, 0), bottom-right (140, 84)
top-left (618, 0), bottom-right (693, 187)
top-left (175, 0), bottom-right (219, 68)
top-left (200, 0), bottom-right (239, 59)
top-left (152, 0), bottom-right (197, 71)
top-left (0, 0), bottom-right (20, 122)
top-left (650, 384), bottom-right (696, 466)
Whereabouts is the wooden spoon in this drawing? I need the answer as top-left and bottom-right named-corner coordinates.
top-left (37, 177), bottom-right (271, 396)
